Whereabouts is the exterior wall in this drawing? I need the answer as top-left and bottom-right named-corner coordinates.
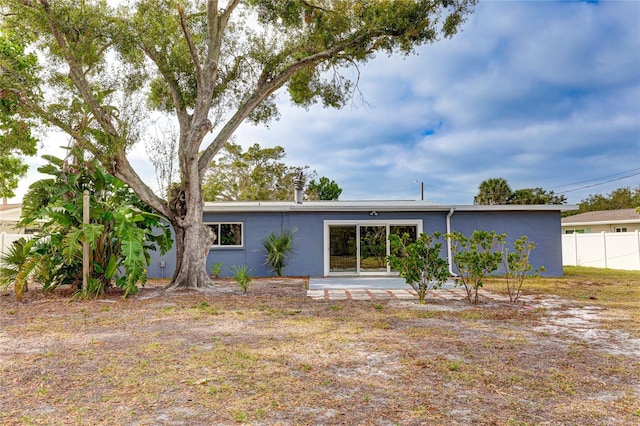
top-left (562, 223), bottom-right (640, 233)
top-left (147, 209), bottom-right (564, 278)
top-left (204, 210), bottom-right (447, 278)
top-left (450, 211), bottom-right (564, 276)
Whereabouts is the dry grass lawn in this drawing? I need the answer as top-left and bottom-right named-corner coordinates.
top-left (1, 268), bottom-right (638, 425)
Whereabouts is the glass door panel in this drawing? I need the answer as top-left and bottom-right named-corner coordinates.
top-left (359, 225), bottom-right (387, 273)
top-left (389, 225), bottom-right (417, 242)
top-left (329, 225), bottom-right (357, 273)
top-left (388, 225), bottom-right (418, 272)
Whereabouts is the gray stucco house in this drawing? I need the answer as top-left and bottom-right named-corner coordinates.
top-left (148, 201), bottom-right (573, 279)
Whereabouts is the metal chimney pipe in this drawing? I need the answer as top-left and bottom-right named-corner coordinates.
top-left (293, 170), bottom-right (305, 204)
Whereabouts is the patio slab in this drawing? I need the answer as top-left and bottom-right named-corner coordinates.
top-left (308, 276), bottom-right (457, 290)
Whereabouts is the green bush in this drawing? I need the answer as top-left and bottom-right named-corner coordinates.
top-left (262, 228), bottom-right (297, 276)
top-left (231, 264), bottom-right (253, 294)
top-left (210, 262), bottom-right (223, 278)
top-left (0, 152), bottom-right (172, 300)
top-left (448, 230), bottom-right (505, 304)
top-left (387, 232), bottom-right (450, 304)
top-left (503, 235), bottom-right (544, 303)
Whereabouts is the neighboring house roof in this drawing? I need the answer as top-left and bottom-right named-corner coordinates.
top-left (561, 208), bottom-right (640, 226)
top-left (204, 200), bottom-right (576, 213)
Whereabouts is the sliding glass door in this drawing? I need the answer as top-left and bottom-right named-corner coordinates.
top-left (359, 226), bottom-right (387, 273)
top-left (325, 221), bottom-right (420, 275)
top-left (328, 225), bottom-right (357, 273)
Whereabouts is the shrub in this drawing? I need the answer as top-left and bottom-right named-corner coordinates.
top-left (387, 232), bottom-right (450, 304)
top-left (210, 262), bottom-right (222, 278)
top-left (503, 235), bottom-right (544, 303)
top-left (0, 152), bottom-right (172, 300)
top-left (448, 230), bottom-right (506, 304)
top-left (262, 228), bottom-right (297, 276)
top-left (231, 264), bottom-right (253, 294)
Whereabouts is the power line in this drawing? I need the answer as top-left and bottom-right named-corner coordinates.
top-left (557, 172), bottom-right (640, 194)
top-left (551, 167), bottom-right (640, 190)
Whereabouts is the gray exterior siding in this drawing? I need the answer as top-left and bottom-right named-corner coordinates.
top-left (450, 211), bottom-right (563, 276)
top-left (147, 207), bottom-right (564, 279)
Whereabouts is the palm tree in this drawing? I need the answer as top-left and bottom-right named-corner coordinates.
top-left (474, 178), bottom-right (512, 205)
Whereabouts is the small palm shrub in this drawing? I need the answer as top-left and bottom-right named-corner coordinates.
top-left (0, 237), bottom-right (38, 301)
top-left (262, 228), bottom-right (297, 276)
top-left (231, 264), bottom-right (253, 294)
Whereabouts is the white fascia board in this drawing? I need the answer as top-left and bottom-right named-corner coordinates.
top-left (203, 202), bottom-right (293, 213)
top-left (452, 204), bottom-right (578, 212)
top-left (203, 201), bottom-right (577, 214)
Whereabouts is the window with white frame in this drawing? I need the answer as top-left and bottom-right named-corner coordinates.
top-left (206, 223), bottom-right (243, 247)
top-left (565, 229), bottom-right (587, 234)
top-left (615, 227), bottom-right (627, 233)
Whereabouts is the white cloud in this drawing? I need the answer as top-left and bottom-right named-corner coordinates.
top-left (9, 0), bottom-right (640, 207)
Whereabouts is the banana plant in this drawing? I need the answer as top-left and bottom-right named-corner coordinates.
top-left (1, 150), bottom-right (172, 299)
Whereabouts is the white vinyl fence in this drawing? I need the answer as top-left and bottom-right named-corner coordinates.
top-left (562, 231), bottom-right (640, 271)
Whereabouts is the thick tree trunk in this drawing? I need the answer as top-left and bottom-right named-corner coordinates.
top-left (167, 221), bottom-right (215, 289)
top-left (165, 183), bottom-right (216, 289)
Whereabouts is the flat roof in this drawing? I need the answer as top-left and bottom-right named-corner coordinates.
top-left (203, 200), bottom-right (577, 213)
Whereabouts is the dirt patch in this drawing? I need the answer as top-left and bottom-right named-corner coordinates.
top-left (1, 278), bottom-right (638, 425)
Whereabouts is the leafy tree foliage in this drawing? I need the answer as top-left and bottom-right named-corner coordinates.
top-left (307, 176), bottom-right (342, 201)
top-left (448, 230), bottom-right (505, 304)
top-left (387, 231), bottom-right (450, 304)
top-left (0, 152), bottom-right (172, 300)
top-left (566, 186), bottom-right (640, 216)
top-left (1, 0), bottom-right (476, 288)
top-left (0, 36), bottom-right (39, 199)
top-left (474, 178), bottom-right (512, 205)
top-left (502, 235), bottom-right (543, 303)
top-left (475, 178), bottom-right (567, 205)
top-left (203, 142), bottom-right (316, 201)
top-left (508, 188), bottom-right (566, 205)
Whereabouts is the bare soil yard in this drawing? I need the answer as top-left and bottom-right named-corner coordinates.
top-left (1, 272), bottom-right (638, 425)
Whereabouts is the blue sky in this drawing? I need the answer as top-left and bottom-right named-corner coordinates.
top-left (11, 0), bottom-right (640, 205)
top-left (234, 0), bottom-right (640, 204)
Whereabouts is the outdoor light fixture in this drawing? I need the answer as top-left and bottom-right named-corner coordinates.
top-left (369, 211), bottom-right (378, 216)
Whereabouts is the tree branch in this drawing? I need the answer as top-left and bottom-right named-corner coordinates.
top-left (177, 1), bottom-right (203, 89)
top-left (38, 0), bottom-right (118, 140)
top-left (198, 43), bottom-right (347, 174)
top-left (112, 151), bottom-right (173, 218)
top-left (140, 44), bottom-right (191, 130)
top-left (299, 0), bottom-right (333, 13)
top-left (36, 0), bottom-right (169, 219)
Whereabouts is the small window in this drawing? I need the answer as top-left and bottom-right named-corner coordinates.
top-left (615, 227), bottom-right (627, 233)
top-left (565, 229), bottom-right (586, 234)
top-left (206, 223), bottom-right (243, 247)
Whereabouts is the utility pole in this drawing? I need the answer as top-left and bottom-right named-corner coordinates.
top-left (415, 180), bottom-right (424, 201)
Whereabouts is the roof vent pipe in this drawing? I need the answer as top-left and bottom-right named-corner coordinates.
top-left (293, 170), bottom-right (305, 204)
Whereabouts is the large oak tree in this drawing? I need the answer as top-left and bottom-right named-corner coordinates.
top-left (1, 0), bottom-right (476, 288)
